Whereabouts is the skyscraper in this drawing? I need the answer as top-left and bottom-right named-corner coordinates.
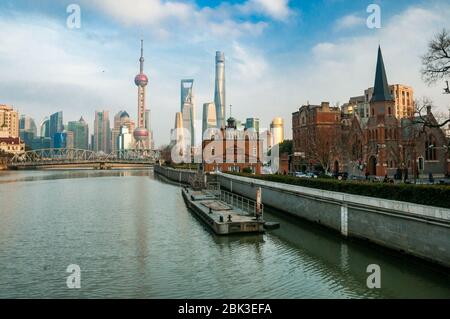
top-left (181, 79), bottom-right (196, 147)
top-left (49, 111), bottom-right (63, 140)
top-left (93, 110), bottom-right (111, 153)
top-left (112, 111), bottom-right (135, 153)
top-left (134, 40), bottom-right (151, 149)
top-left (245, 118), bottom-right (260, 132)
top-left (40, 117), bottom-right (50, 138)
top-left (19, 115), bottom-right (37, 147)
top-left (118, 126), bottom-right (133, 152)
top-left (67, 117), bottom-right (89, 150)
top-left (270, 117), bottom-right (284, 146)
top-left (171, 112), bottom-right (184, 144)
top-left (214, 51), bottom-right (226, 129)
top-left (19, 115), bottom-right (37, 136)
top-left (145, 109), bottom-right (154, 149)
top-left (202, 102), bottom-right (217, 138)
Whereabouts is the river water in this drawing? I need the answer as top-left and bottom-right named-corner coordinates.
top-left (0, 169), bottom-right (449, 299)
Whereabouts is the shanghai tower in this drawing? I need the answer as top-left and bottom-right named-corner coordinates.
top-left (214, 51), bottom-right (226, 129)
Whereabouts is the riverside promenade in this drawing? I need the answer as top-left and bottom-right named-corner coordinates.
top-left (155, 166), bottom-right (450, 268)
top-left (217, 172), bottom-right (450, 268)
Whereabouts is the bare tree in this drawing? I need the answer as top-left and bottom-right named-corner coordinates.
top-left (306, 125), bottom-right (341, 173)
top-left (421, 29), bottom-right (450, 85)
top-left (413, 97), bottom-right (450, 129)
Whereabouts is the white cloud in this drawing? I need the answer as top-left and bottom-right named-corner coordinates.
top-left (86, 0), bottom-right (293, 33)
top-left (2, 2), bottom-right (449, 147)
top-left (335, 14), bottom-right (365, 31)
top-left (239, 0), bottom-right (293, 21)
top-left (87, 0), bottom-right (193, 26)
top-left (301, 6), bottom-right (450, 119)
top-left (231, 42), bottom-right (268, 80)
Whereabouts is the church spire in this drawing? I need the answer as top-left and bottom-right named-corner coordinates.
top-left (371, 46), bottom-right (394, 102)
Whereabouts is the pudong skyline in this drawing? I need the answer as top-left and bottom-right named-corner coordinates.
top-left (0, 0), bottom-right (449, 148)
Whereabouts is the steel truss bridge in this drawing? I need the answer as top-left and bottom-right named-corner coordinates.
top-left (8, 148), bottom-right (160, 169)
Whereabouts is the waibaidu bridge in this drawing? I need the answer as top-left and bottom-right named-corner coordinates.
top-left (8, 148), bottom-right (159, 170)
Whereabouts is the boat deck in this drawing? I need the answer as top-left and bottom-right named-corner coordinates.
top-left (182, 188), bottom-right (265, 235)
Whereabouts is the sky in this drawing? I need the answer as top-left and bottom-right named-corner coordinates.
top-left (0, 0), bottom-right (449, 147)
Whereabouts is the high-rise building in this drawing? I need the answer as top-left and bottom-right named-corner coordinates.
top-left (270, 117), bottom-right (285, 146)
top-left (19, 115), bottom-right (37, 136)
top-left (93, 110), bottom-right (111, 153)
top-left (245, 118), bottom-right (260, 132)
top-left (112, 111), bottom-right (135, 153)
top-left (364, 84), bottom-right (414, 119)
top-left (49, 111), bottom-right (63, 141)
top-left (65, 131), bottom-right (74, 149)
top-left (0, 104), bottom-right (19, 138)
top-left (0, 104), bottom-right (24, 154)
top-left (214, 51), bottom-right (226, 129)
top-left (181, 80), bottom-right (194, 111)
top-left (31, 137), bottom-right (51, 150)
top-left (202, 102), bottom-right (217, 138)
top-left (145, 109), bottom-right (154, 149)
top-left (134, 40), bottom-right (151, 149)
top-left (67, 117), bottom-right (89, 150)
top-left (171, 112), bottom-right (184, 144)
top-left (181, 79), bottom-right (196, 147)
top-left (40, 117), bottom-right (50, 138)
top-left (118, 126), bottom-right (133, 152)
top-left (53, 132), bottom-right (67, 149)
top-left (19, 115), bottom-right (37, 147)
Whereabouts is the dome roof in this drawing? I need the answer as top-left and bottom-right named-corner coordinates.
top-left (135, 74), bottom-right (148, 87)
top-left (120, 111), bottom-right (130, 119)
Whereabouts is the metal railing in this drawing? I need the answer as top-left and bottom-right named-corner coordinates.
top-left (220, 190), bottom-right (263, 218)
top-left (205, 182), bottom-right (264, 218)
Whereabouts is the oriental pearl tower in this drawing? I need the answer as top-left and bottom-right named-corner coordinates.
top-left (134, 40), bottom-right (150, 150)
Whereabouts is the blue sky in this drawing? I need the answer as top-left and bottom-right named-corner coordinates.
top-left (0, 0), bottom-right (449, 146)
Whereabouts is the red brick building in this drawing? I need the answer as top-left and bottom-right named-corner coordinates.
top-left (292, 47), bottom-right (449, 178)
top-left (292, 102), bottom-right (342, 173)
top-left (202, 117), bottom-right (263, 174)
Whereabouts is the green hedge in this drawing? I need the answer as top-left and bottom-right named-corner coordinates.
top-left (226, 173), bottom-right (450, 209)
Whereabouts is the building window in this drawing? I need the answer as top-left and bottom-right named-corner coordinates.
top-left (425, 135), bottom-right (437, 160)
top-left (388, 107), bottom-right (392, 116)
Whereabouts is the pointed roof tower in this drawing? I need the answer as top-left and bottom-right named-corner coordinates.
top-left (371, 46), bottom-right (394, 102)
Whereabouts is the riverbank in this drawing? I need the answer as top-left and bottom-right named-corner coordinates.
top-left (2, 169), bottom-right (450, 298)
top-left (217, 172), bottom-right (450, 268)
top-left (154, 166), bottom-right (450, 268)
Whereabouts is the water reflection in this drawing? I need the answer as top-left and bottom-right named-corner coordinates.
top-left (0, 170), bottom-right (449, 299)
top-left (0, 169), bottom-right (151, 184)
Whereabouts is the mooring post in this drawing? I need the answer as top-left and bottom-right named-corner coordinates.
top-left (256, 187), bottom-right (262, 220)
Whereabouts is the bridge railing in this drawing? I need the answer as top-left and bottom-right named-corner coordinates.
top-left (8, 148), bottom-right (160, 166)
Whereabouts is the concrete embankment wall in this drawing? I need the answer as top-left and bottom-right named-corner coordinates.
top-left (217, 173), bottom-right (450, 268)
top-left (154, 165), bottom-right (198, 184)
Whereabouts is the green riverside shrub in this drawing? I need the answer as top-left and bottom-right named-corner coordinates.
top-left (226, 173), bottom-right (450, 209)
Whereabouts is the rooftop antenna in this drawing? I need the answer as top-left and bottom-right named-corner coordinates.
top-left (229, 104), bottom-right (232, 117)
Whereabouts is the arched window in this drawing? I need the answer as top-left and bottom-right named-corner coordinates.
top-left (371, 108), bottom-right (375, 117)
top-left (388, 107), bottom-right (392, 116)
top-left (425, 135), bottom-right (437, 160)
